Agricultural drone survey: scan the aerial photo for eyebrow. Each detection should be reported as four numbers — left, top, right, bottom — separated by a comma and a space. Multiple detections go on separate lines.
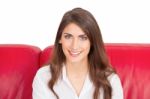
63, 33, 87, 37
63, 33, 71, 35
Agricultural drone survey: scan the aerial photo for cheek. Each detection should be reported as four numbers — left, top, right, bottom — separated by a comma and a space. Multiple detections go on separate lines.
61, 38, 70, 47
61, 42, 71, 49
61, 46, 68, 57
82, 43, 91, 54
82, 42, 91, 50
61, 42, 71, 54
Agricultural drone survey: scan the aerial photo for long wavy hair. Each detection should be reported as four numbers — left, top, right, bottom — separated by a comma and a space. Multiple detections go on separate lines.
48, 7, 115, 99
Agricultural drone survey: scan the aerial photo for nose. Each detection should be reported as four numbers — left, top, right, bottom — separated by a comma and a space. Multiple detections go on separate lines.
71, 38, 79, 50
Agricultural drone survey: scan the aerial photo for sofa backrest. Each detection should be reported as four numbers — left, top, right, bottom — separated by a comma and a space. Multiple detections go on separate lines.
0, 44, 41, 99
105, 44, 150, 99
40, 43, 150, 99
0, 44, 149, 99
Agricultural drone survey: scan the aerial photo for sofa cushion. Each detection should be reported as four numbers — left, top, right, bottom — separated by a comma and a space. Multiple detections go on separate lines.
40, 45, 53, 66
0, 44, 41, 99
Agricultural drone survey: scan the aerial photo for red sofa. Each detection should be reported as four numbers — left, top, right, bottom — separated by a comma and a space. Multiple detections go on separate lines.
0, 44, 41, 99
0, 44, 150, 99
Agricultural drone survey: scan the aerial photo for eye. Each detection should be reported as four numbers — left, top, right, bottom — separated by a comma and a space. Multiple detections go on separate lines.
64, 34, 72, 39
79, 36, 88, 41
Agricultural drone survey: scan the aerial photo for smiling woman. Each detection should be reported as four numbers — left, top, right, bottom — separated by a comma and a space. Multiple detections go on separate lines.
59, 23, 91, 64
32, 7, 123, 99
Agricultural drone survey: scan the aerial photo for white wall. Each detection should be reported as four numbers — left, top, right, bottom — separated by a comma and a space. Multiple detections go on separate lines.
0, 0, 150, 49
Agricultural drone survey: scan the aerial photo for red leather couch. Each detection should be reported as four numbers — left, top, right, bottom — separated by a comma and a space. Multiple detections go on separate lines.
0, 44, 41, 99
0, 44, 150, 99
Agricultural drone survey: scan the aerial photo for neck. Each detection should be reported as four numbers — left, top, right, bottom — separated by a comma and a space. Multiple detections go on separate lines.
65, 61, 89, 76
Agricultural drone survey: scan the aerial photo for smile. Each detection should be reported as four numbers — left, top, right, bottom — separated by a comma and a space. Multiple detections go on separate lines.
69, 51, 81, 57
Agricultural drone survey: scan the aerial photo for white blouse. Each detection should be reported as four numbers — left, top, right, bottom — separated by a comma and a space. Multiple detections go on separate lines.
32, 65, 123, 99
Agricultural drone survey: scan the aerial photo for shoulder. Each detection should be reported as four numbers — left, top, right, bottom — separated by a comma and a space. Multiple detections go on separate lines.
107, 73, 121, 82
32, 65, 55, 98
36, 65, 51, 77
108, 73, 124, 99
107, 73, 122, 87
36, 65, 50, 75
33, 65, 51, 84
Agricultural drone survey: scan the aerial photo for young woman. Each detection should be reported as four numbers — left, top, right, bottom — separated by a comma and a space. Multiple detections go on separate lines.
32, 8, 123, 99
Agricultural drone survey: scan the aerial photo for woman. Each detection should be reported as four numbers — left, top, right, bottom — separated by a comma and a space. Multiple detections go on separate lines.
32, 8, 123, 99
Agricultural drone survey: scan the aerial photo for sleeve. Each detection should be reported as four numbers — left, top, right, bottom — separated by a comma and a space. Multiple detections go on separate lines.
32, 68, 54, 99
110, 74, 124, 99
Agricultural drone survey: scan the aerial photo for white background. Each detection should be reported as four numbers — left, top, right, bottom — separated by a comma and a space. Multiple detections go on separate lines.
0, 0, 150, 49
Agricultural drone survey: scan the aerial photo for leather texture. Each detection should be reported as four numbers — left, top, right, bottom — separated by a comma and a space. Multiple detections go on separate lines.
0, 44, 150, 99
0, 44, 41, 99
105, 44, 150, 99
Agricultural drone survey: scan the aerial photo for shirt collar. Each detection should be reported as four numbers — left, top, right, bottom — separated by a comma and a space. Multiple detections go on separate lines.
61, 64, 93, 95
62, 64, 68, 82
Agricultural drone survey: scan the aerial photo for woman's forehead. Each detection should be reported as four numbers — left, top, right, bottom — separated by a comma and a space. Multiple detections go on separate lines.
62, 23, 86, 36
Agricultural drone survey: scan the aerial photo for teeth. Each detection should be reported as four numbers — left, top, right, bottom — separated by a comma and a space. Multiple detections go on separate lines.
71, 52, 80, 55
70, 51, 81, 55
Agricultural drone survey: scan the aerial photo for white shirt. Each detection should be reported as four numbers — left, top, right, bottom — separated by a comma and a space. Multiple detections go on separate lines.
32, 65, 123, 99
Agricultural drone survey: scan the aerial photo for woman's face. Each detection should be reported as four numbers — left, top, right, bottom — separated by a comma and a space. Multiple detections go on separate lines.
59, 23, 91, 64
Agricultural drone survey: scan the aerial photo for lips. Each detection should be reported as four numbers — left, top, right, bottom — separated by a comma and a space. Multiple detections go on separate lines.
69, 50, 81, 57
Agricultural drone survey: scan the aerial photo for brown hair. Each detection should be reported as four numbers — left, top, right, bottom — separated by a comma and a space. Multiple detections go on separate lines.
49, 7, 115, 99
